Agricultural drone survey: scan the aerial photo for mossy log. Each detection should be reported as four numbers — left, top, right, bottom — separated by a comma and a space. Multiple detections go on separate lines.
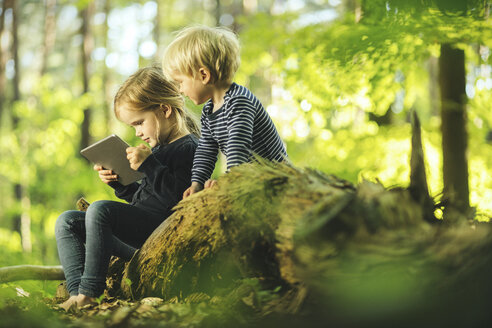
112, 162, 356, 303
105, 112, 492, 327
107, 162, 492, 323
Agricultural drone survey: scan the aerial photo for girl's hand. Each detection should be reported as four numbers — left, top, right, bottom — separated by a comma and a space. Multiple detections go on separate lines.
126, 144, 151, 170
183, 182, 204, 199
94, 164, 118, 184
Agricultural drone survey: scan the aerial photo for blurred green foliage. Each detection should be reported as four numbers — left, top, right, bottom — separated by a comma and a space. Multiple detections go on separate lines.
0, 1, 491, 299
239, 0, 492, 217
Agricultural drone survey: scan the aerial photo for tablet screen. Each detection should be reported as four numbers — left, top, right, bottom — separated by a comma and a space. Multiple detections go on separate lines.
80, 134, 145, 185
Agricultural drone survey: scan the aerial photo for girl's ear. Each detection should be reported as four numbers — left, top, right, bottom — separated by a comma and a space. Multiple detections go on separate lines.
198, 67, 211, 85
160, 104, 172, 119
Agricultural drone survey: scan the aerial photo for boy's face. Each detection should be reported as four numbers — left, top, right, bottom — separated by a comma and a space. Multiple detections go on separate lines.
171, 70, 211, 105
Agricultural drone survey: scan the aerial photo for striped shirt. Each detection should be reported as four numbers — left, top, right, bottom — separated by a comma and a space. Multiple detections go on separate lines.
191, 83, 287, 185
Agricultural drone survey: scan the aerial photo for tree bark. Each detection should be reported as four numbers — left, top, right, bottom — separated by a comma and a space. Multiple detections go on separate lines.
11, 0, 19, 113
346, 0, 362, 22
409, 110, 434, 222
215, 0, 221, 26
79, 3, 94, 151
40, 0, 57, 76
153, 0, 160, 55
0, 0, 7, 125
428, 55, 440, 116
439, 43, 470, 217
102, 0, 111, 134
8, 0, 32, 253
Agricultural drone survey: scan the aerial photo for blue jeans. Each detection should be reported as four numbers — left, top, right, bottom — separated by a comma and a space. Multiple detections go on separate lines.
55, 200, 164, 297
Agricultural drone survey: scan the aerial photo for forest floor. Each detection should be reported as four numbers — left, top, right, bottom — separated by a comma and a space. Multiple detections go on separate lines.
0, 283, 292, 328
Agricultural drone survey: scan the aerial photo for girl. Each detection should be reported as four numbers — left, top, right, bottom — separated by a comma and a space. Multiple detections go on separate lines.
55, 66, 199, 310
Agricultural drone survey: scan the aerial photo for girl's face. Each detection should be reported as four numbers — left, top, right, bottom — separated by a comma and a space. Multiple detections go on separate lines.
118, 105, 173, 148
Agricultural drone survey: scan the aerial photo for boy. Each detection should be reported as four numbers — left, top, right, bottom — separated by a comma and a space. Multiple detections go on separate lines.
162, 25, 287, 198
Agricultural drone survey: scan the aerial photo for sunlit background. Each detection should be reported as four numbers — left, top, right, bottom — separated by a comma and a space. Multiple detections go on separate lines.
0, 0, 491, 275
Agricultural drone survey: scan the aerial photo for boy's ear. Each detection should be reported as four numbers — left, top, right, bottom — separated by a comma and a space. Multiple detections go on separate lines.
160, 104, 172, 119
198, 67, 211, 85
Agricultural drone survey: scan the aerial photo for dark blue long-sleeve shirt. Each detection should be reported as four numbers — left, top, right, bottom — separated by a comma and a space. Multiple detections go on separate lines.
109, 134, 198, 218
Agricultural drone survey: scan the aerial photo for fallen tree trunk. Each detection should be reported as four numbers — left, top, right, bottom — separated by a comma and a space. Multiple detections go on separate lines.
0, 265, 64, 283
104, 111, 491, 327
115, 163, 357, 301
113, 161, 434, 305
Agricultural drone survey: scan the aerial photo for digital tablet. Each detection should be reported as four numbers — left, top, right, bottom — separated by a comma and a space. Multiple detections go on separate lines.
80, 134, 145, 185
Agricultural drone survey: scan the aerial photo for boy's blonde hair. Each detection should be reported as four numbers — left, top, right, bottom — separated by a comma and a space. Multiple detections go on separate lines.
162, 25, 240, 84
114, 65, 200, 139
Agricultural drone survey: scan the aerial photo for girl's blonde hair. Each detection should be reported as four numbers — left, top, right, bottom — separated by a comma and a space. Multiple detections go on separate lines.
114, 65, 200, 141
162, 25, 240, 84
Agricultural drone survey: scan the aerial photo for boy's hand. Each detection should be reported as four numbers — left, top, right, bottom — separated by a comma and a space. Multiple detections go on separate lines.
126, 144, 151, 170
204, 179, 217, 189
94, 164, 118, 184
183, 182, 204, 199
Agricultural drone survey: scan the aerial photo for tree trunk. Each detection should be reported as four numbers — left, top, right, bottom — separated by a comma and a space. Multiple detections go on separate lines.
439, 43, 470, 218
9, 0, 32, 253
106, 159, 492, 324
102, 0, 111, 134
79, 3, 94, 151
113, 162, 356, 302
428, 55, 439, 116
109, 163, 491, 327
40, 0, 57, 76
0, 0, 7, 125
409, 110, 434, 222
11, 0, 19, 115
153, 0, 160, 56
346, 0, 362, 22
215, 0, 221, 26
101, 113, 492, 327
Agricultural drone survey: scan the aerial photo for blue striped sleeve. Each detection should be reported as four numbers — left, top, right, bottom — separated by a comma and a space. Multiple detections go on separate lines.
191, 115, 219, 185
225, 96, 256, 168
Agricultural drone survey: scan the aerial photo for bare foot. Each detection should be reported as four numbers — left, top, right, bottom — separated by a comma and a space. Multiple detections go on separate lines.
59, 295, 78, 311
74, 294, 97, 308
58, 294, 96, 311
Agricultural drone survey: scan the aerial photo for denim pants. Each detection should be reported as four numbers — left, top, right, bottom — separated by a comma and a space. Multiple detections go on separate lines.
55, 200, 164, 297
